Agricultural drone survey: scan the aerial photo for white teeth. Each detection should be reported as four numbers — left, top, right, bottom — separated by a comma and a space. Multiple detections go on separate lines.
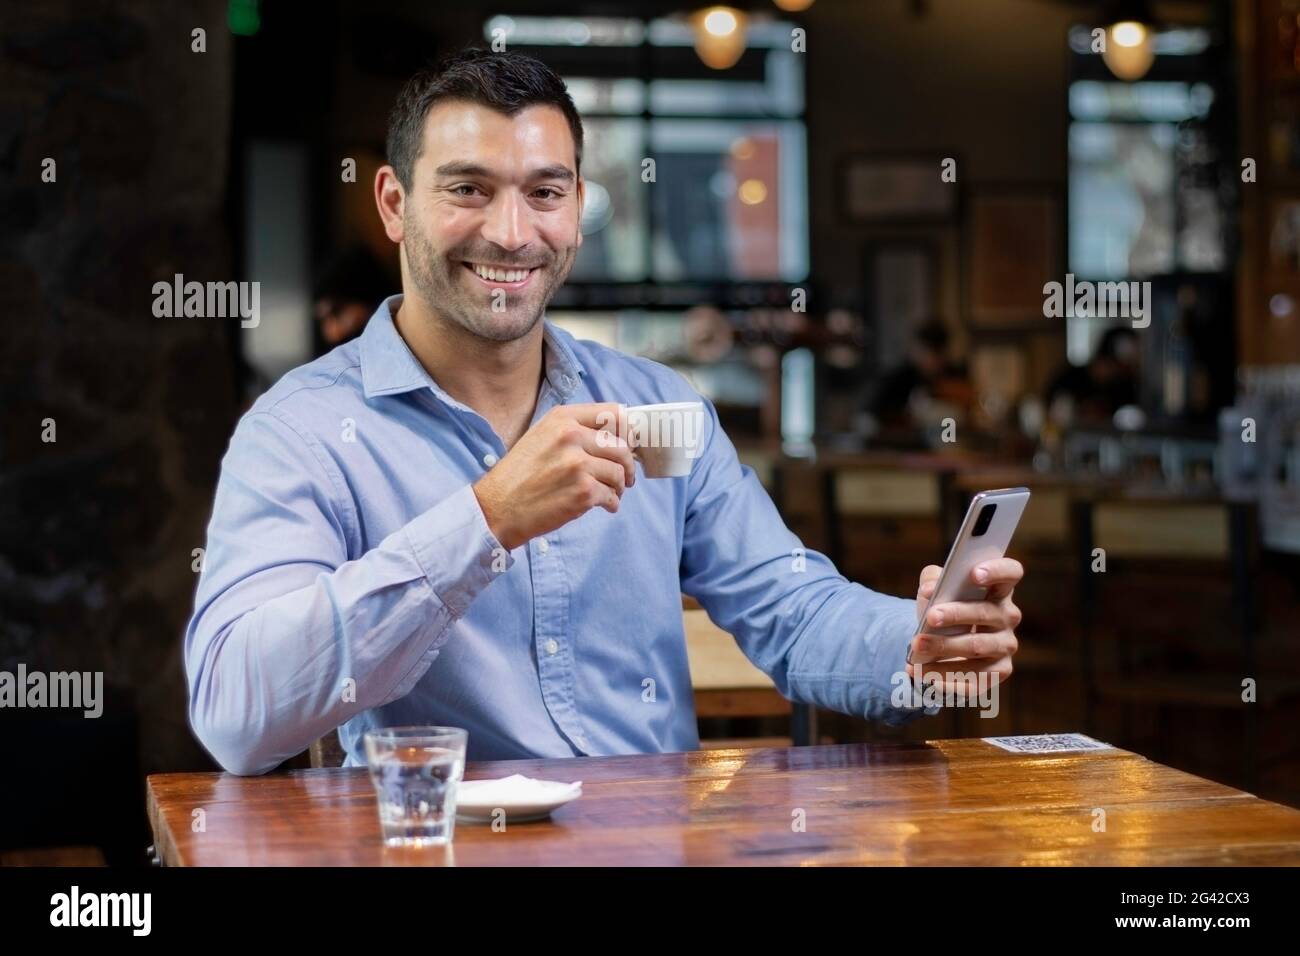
471, 264, 530, 282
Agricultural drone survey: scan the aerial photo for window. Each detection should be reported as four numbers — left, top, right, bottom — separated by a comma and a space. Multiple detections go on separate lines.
1065, 25, 1226, 361
484, 14, 809, 285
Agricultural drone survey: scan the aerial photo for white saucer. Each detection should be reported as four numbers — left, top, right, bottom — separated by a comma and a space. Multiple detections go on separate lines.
454, 774, 583, 824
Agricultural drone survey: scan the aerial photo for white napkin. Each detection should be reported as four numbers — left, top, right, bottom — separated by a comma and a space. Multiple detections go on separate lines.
456, 773, 582, 806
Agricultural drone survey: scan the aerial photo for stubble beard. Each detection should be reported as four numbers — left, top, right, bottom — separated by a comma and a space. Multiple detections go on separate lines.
403, 207, 577, 344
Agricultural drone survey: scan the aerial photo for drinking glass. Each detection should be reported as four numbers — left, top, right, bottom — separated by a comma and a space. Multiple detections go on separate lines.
364, 726, 468, 847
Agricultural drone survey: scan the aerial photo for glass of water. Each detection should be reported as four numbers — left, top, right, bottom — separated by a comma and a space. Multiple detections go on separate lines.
364, 726, 468, 848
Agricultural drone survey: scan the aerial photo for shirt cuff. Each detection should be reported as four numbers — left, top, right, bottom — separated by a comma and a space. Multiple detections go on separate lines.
870, 598, 940, 725
402, 483, 515, 618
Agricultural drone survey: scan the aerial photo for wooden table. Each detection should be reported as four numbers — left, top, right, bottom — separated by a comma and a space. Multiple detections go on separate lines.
146, 739, 1300, 866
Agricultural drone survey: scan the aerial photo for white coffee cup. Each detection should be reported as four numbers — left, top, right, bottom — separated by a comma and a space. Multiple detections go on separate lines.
623, 401, 705, 478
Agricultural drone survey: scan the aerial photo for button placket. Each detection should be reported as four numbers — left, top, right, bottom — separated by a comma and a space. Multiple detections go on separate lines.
537, 540, 558, 654
529, 531, 588, 752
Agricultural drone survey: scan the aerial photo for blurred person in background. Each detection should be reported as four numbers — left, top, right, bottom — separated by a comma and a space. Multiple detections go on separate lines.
312, 246, 395, 353
866, 319, 973, 440
1045, 326, 1140, 428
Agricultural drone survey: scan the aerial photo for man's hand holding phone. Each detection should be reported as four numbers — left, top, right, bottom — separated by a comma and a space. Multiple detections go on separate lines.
908, 559, 1023, 693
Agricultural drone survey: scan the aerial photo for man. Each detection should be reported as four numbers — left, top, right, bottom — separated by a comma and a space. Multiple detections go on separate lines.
185, 50, 1023, 775
311, 246, 394, 351
868, 318, 973, 436
1045, 326, 1141, 427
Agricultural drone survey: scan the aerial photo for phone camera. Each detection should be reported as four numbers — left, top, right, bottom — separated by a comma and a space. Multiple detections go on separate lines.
972, 502, 997, 537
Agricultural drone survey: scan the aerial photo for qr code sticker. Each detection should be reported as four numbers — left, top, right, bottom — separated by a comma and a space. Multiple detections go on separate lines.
983, 733, 1112, 754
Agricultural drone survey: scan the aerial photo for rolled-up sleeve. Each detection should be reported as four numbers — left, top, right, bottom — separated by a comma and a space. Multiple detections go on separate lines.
184, 409, 512, 775
678, 398, 931, 727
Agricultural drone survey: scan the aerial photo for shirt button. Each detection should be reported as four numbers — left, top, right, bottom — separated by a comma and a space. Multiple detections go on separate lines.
545, 639, 559, 656
482, 452, 499, 467
537, 537, 549, 553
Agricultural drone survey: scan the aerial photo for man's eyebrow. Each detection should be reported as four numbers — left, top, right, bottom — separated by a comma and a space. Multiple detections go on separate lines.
432, 161, 575, 183
529, 164, 576, 183
434, 161, 493, 178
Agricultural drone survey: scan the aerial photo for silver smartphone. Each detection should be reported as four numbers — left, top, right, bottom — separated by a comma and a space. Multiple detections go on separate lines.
907, 486, 1031, 659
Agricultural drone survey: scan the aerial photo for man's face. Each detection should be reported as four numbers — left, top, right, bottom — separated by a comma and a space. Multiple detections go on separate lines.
400, 100, 582, 342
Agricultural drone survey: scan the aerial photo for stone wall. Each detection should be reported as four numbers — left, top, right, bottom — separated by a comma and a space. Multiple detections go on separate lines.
0, 0, 239, 823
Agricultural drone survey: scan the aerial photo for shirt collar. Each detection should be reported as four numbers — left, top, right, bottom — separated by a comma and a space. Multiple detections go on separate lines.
359, 294, 586, 402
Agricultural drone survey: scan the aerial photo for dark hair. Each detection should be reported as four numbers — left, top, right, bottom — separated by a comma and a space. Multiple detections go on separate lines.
385, 48, 584, 190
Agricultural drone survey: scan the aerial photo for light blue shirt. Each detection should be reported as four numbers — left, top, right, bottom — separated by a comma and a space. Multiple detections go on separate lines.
185, 295, 925, 775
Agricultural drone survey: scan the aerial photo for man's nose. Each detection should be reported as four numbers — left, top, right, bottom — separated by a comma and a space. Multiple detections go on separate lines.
480, 190, 536, 253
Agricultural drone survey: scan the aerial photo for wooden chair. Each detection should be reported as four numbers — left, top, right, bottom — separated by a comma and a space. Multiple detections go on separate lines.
1077, 496, 1300, 790
824, 463, 950, 603
309, 728, 347, 769
683, 598, 821, 747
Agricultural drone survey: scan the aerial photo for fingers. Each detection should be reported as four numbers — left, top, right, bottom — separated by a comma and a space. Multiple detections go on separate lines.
580, 426, 635, 487
549, 406, 636, 495
907, 656, 1013, 681
917, 564, 942, 599
969, 557, 1023, 599
584, 455, 627, 512
905, 657, 1013, 694
924, 596, 1021, 632
909, 629, 1018, 664
557, 402, 627, 438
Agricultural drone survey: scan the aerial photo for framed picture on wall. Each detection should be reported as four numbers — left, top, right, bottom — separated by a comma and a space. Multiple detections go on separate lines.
965, 187, 1063, 328
862, 240, 940, 373
840, 153, 959, 224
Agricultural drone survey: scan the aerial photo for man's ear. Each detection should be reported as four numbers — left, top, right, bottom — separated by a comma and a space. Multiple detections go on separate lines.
374, 165, 406, 243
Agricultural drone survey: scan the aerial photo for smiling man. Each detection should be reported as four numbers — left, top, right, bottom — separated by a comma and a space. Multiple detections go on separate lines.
184, 49, 1024, 775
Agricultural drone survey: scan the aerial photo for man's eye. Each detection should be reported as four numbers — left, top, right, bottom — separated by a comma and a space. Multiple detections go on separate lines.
533, 188, 562, 200
452, 184, 482, 197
